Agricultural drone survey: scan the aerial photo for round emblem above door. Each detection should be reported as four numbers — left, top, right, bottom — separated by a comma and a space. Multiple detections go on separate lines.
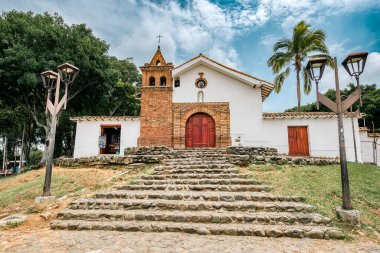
195, 72, 207, 89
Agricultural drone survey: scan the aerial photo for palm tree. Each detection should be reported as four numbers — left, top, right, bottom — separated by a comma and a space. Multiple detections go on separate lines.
267, 21, 332, 111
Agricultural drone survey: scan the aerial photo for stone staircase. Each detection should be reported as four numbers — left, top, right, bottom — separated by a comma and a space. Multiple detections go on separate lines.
51, 148, 344, 239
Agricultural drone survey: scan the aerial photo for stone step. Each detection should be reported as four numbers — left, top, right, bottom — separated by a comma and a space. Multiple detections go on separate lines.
96, 190, 305, 203
162, 161, 229, 166
156, 164, 234, 170
57, 209, 331, 225
166, 152, 227, 158
68, 199, 314, 212
141, 174, 249, 180
164, 156, 228, 160
114, 184, 271, 192
172, 150, 226, 153
133, 179, 259, 185
174, 148, 226, 151
163, 157, 228, 162
152, 168, 239, 175
50, 220, 344, 239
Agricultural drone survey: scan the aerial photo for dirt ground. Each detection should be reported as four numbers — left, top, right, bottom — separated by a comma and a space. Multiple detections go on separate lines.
0, 167, 125, 215
0, 167, 118, 191
1, 166, 379, 252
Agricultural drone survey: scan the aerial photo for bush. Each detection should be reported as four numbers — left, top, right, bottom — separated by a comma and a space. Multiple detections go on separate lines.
28, 149, 43, 166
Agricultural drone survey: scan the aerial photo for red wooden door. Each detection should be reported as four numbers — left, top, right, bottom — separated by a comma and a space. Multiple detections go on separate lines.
186, 113, 215, 147
288, 126, 309, 156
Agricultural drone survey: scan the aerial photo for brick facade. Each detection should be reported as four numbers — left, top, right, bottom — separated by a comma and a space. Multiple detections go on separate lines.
138, 48, 174, 147
139, 49, 231, 148
173, 102, 231, 148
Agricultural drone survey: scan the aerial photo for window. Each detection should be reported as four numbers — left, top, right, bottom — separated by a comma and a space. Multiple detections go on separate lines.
160, 76, 167, 86
149, 76, 155, 86
156, 60, 161, 66
174, 78, 180, 87
197, 91, 204, 102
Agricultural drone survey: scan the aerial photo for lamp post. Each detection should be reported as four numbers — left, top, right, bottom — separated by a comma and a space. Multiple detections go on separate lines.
306, 58, 327, 110
40, 63, 79, 197
341, 95, 358, 163
306, 52, 367, 210
342, 52, 368, 106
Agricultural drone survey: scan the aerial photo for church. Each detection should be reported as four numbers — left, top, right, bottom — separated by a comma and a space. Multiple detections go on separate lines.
71, 47, 362, 162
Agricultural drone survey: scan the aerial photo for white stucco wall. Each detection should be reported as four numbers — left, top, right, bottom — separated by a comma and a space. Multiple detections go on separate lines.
260, 117, 362, 162
73, 119, 140, 158
359, 131, 379, 165
172, 63, 362, 162
173, 64, 263, 146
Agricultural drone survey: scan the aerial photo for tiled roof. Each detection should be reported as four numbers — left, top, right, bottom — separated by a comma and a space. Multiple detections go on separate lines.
368, 133, 380, 137
70, 116, 139, 122
262, 112, 364, 119
174, 53, 274, 101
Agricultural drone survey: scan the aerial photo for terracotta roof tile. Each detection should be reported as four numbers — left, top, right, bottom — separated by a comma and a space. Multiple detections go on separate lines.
70, 116, 139, 122
262, 112, 363, 119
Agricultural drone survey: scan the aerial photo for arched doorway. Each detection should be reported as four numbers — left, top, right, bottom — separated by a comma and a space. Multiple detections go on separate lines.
185, 113, 215, 148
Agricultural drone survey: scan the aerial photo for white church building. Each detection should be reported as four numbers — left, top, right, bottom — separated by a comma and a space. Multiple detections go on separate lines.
71, 48, 362, 162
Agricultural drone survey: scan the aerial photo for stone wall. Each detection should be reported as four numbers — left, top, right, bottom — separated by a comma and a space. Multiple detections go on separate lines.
226, 146, 278, 156
55, 146, 338, 167
227, 154, 338, 166
226, 146, 337, 166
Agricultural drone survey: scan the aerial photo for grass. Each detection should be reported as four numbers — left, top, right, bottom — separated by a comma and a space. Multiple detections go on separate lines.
0, 165, 153, 214
242, 163, 380, 241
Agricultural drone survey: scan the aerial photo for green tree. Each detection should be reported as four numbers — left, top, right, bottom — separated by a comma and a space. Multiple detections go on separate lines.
106, 57, 141, 116
285, 84, 380, 130
0, 11, 113, 163
267, 20, 332, 111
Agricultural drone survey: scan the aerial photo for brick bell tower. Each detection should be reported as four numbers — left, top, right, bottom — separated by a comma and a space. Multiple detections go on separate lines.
138, 47, 174, 147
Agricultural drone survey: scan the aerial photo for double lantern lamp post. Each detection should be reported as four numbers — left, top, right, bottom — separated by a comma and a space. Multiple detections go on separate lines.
40, 63, 79, 197
306, 52, 368, 210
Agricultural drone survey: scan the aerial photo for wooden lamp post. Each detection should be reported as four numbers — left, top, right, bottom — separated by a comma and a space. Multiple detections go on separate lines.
306, 52, 368, 210
342, 52, 368, 106
39, 63, 79, 198
306, 58, 327, 110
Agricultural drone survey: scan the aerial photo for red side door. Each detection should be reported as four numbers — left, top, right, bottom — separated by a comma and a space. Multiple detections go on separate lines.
288, 126, 309, 156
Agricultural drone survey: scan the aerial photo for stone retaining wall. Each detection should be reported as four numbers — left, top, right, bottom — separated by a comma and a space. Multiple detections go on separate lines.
226, 146, 278, 156
124, 146, 172, 156
55, 146, 338, 167
227, 154, 338, 166
55, 154, 163, 167
225, 146, 338, 166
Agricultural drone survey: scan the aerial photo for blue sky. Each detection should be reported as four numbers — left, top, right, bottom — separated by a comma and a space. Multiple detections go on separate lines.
1, 0, 379, 112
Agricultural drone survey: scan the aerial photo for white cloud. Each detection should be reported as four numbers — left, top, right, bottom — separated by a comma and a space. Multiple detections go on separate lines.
252, 0, 380, 32
108, 0, 247, 67
1, 0, 379, 71
260, 34, 281, 49
320, 52, 380, 91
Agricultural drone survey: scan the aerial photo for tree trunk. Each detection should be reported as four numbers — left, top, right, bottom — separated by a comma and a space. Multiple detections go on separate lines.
296, 67, 301, 112
69, 124, 75, 157
39, 126, 50, 166
24, 118, 34, 162
19, 124, 26, 172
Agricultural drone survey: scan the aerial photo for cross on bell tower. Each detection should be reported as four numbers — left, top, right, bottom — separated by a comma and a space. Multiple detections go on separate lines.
156, 35, 163, 49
